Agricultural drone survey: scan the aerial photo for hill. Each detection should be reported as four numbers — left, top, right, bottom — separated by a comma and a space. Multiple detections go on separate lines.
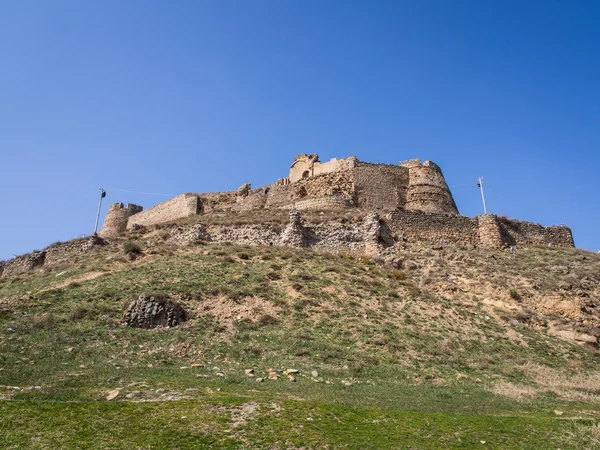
1, 213, 599, 448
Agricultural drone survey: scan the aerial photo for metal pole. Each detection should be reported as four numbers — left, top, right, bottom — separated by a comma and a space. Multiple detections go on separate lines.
93, 188, 106, 235
477, 177, 487, 214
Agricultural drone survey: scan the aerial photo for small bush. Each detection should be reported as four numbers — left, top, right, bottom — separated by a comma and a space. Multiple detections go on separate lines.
30, 313, 57, 330
258, 314, 279, 326
509, 288, 522, 301
69, 305, 90, 321
123, 241, 142, 255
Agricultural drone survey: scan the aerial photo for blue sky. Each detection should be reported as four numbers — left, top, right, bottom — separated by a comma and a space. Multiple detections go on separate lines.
1, 0, 599, 260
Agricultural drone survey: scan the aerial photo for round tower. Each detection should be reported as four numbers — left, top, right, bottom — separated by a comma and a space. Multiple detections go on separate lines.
99, 203, 143, 237
405, 161, 459, 215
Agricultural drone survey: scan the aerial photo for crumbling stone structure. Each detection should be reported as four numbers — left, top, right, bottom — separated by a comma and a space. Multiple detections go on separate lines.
95, 154, 574, 250
99, 203, 143, 237
0, 236, 107, 279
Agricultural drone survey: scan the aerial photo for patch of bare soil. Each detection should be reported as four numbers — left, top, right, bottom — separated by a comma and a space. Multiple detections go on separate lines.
193, 295, 282, 327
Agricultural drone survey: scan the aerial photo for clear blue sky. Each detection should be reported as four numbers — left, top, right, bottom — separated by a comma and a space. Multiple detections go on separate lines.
1, 0, 599, 260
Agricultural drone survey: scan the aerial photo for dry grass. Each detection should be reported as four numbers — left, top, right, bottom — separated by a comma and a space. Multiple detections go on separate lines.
489, 381, 539, 400
523, 363, 600, 401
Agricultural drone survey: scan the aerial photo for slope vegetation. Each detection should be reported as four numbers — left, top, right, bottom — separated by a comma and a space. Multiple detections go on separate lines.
1, 230, 600, 448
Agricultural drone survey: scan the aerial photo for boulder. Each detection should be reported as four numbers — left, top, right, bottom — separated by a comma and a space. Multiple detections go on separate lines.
124, 294, 186, 329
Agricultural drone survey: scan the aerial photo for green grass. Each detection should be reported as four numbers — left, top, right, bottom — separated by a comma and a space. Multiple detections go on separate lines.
0, 398, 593, 449
1, 240, 600, 448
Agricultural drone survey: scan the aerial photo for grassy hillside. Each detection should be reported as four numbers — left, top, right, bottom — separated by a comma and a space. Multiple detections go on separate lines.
1, 235, 600, 448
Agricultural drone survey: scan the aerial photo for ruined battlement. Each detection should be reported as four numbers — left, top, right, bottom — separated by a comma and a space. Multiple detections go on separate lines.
96, 154, 573, 250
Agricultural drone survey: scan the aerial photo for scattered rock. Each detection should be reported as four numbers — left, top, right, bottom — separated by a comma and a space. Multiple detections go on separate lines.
287, 375, 296, 382
255, 377, 264, 383
554, 410, 564, 416
124, 294, 186, 329
185, 388, 199, 392
156, 389, 165, 394
106, 390, 120, 401
245, 369, 255, 377
402, 260, 419, 270
311, 370, 319, 378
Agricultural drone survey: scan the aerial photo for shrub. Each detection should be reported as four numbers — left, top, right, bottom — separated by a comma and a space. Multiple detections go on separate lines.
258, 314, 279, 326
69, 305, 90, 321
509, 288, 522, 301
123, 241, 142, 255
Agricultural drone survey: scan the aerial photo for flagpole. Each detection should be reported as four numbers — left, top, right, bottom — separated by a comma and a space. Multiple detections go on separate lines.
93, 188, 106, 235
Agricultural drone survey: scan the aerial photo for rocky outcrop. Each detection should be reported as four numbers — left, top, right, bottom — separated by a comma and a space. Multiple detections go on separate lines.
124, 294, 186, 329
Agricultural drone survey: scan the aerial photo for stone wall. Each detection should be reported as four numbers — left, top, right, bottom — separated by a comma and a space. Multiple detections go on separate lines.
1, 251, 46, 278
353, 163, 408, 210
44, 236, 108, 266
288, 154, 357, 183
0, 236, 108, 279
294, 196, 350, 210
232, 187, 269, 212
497, 217, 574, 248
477, 214, 504, 249
127, 194, 201, 229
99, 203, 143, 237
387, 210, 479, 246
264, 170, 355, 209
197, 191, 238, 213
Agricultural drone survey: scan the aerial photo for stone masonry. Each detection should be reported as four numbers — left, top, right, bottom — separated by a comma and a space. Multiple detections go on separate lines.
84, 153, 573, 251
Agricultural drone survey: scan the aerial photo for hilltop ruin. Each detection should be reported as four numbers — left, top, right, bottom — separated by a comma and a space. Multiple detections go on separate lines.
98, 154, 574, 251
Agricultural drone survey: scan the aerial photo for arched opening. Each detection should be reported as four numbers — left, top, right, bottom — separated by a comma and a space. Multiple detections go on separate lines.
302, 170, 310, 179
264, 188, 270, 195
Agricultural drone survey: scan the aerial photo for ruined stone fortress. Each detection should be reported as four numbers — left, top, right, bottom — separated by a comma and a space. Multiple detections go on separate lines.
99, 154, 573, 250
0, 154, 574, 280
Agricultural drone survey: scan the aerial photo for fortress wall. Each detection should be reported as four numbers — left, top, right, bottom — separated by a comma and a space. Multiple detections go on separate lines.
264, 182, 295, 209
353, 164, 408, 210
405, 163, 459, 215
265, 171, 355, 209
232, 187, 270, 211
127, 194, 201, 229
1, 251, 46, 278
312, 156, 357, 177
294, 196, 350, 210
198, 191, 237, 213
497, 218, 574, 248
387, 210, 479, 246
44, 236, 108, 266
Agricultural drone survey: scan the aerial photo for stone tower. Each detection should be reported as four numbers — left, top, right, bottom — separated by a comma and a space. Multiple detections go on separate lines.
99, 203, 143, 237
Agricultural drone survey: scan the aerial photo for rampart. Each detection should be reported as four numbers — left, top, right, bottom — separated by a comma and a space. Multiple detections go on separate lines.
95, 153, 573, 251
0, 236, 107, 279
126, 194, 201, 230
